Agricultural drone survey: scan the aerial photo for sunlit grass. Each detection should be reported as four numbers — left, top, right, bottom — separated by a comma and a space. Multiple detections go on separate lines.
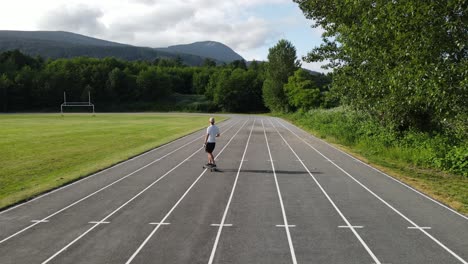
0, 113, 227, 209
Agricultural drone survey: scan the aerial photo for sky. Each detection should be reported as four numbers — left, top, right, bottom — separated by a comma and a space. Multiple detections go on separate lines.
0, 0, 327, 72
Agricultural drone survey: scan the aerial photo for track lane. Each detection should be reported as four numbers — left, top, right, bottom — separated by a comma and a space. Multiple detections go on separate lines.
273, 118, 467, 264
0, 115, 466, 264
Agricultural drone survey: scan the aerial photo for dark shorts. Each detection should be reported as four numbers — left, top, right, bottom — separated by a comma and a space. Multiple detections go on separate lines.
205, 142, 215, 153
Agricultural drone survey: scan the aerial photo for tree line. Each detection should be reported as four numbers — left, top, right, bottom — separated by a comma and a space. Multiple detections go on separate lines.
0, 48, 331, 113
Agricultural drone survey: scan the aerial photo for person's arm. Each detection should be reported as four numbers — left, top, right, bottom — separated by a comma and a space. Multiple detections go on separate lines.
204, 133, 209, 145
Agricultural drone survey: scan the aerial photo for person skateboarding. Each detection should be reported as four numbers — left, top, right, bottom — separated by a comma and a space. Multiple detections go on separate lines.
204, 117, 220, 168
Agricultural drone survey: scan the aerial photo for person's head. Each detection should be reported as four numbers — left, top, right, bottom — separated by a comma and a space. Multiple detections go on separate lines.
209, 117, 215, 125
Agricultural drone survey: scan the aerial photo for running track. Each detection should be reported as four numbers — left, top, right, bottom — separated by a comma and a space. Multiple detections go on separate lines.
0, 116, 467, 264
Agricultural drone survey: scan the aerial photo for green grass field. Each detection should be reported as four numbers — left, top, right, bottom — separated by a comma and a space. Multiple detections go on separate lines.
0, 113, 226, 209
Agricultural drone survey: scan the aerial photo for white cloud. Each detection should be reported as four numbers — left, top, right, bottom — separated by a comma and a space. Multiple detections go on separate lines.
39, 4, 107, 36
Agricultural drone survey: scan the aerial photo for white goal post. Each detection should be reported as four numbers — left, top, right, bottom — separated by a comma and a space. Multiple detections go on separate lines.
60, 91, 95, 115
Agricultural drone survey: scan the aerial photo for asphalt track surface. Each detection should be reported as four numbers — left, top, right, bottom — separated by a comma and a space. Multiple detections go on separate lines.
0, 116, 467, 264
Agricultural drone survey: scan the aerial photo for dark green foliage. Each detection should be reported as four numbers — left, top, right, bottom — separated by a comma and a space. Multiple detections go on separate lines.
262, 39, 301, 112
284, 107, 467, 177
0, 74, 13, 112
192, 68, 212, 94
202, 58, 217, 67
295, 0, 468, 134
205, 66, 266, 112
0, 50, 43, 73
229, 60, 247, 70
0, 50, 269, 113
136, 67, 172, 100
284, 69, 322, 111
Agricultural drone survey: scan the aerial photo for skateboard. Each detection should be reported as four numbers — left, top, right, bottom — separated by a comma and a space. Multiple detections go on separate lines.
203, 164, 219, 172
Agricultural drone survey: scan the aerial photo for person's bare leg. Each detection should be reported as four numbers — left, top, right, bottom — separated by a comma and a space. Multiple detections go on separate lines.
209, 153, 215, 165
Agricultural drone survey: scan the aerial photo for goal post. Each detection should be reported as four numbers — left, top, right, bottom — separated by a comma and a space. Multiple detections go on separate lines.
60, 91, 95, 115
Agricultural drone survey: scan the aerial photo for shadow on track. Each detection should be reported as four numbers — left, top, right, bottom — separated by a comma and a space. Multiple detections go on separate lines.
215, 169, 322, 175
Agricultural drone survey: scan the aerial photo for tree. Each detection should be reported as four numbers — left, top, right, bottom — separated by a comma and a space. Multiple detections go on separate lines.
262, 39, 301, 112
294, 0, 468, 132
229, 60, 247, 70
202, 58, 217, 67
192, 69, 212, 94
284, 69, 321, 111
0, 74, 13, 112
106, 68, 133, 102
136, 67, 172, 100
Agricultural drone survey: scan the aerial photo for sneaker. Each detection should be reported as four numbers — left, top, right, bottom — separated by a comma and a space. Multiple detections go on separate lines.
212, 164, 217, 167
205, 163, 212, 167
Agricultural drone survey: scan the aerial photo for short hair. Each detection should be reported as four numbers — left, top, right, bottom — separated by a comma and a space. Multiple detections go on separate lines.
209, 117, 215, 124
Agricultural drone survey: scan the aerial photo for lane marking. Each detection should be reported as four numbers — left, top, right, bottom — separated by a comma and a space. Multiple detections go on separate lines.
276, 225, 296, 228
276, 118, 468, 221
270, 118, 382, 264
262, 120, 298, 264
408, 227, 431, 230
0, 120, 239, 245
88, 221, 110, 224
0, 119, 235, 216
207, 120, 256, 264
149, 223, 170, 226
41, 120, 243, 264
31, 220, 49, 223
125, 119, 250, 264
276, 119, 468, 264
211, 224, 233, 227
338, 225, 364, 229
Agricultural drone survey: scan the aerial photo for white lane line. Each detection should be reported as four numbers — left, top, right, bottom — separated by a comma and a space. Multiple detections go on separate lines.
407, 227, 431, 230
207, 120, 256, 264
211, 224, 233, 227
149, 223, 170, 226
276, 225, 296, 228
338, 226, 364, 229
88, 221, 110, 224
31, 220, 49, 223
276, 119, 468, 264
125, 119, 250, 264
0, 118, 234, 216
0, 120, 238, 245
276, 118, 468, 221
269, 119, 382, 264
41, 120, 242, 264
262, 120, 298, 264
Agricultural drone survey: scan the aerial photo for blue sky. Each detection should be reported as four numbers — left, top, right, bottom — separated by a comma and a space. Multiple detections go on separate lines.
248, 2, 325, 71
0, 0, 327, 72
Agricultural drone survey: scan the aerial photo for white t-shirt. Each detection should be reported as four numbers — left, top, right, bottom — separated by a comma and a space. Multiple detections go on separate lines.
206, 125, 219, 143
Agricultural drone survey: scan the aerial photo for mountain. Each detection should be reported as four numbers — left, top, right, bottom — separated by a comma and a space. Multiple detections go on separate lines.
161, 41, 244, 63
0, 30, 128, 47
0, 30, 244, 65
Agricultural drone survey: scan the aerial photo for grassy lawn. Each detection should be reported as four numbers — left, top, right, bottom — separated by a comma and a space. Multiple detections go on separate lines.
0, 113, 227, 209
